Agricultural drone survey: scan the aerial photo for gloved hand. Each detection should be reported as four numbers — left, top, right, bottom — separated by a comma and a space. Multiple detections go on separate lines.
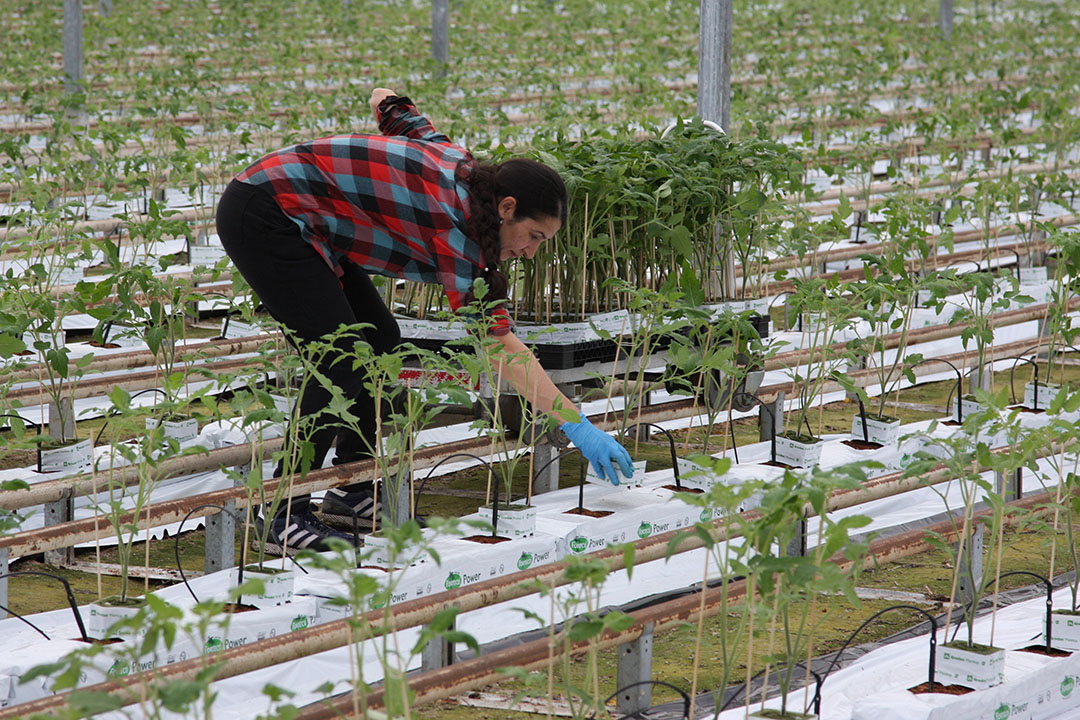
561, 413, 635, 486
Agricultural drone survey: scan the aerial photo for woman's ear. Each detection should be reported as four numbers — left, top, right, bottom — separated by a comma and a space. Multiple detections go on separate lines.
497, 196, 517, 223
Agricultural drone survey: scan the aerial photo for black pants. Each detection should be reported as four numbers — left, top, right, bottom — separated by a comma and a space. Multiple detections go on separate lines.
216, 179, 400, 515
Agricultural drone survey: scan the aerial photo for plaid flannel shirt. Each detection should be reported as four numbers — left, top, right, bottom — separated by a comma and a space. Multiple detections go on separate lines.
237, 96, 511, 335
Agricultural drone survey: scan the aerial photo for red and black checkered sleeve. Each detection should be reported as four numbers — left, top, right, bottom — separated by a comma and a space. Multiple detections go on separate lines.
433, 229, 513, 337
377, 96, 452, 143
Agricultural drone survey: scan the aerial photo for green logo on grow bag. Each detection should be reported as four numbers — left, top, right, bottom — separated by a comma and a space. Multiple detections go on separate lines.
517, 552, 533, 570
637, 522, 652, 539
1062, 676, 1076, 697
290, 615, 309, 631
569, 536, 588, 554
444, 572, 462, 590
700, 508, 710, 522
204, 636, 223, 654
108, 660, 130, 678
994, 703, 1010, 720
368, 597, 386, 610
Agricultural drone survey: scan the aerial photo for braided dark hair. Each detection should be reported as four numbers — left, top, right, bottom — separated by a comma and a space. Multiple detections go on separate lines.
459, 157, 568, 304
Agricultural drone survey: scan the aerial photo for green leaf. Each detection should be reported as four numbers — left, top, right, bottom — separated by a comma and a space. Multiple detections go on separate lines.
568, 619, 605, 642
0, 333, 26, 357
68, 690, 125, 715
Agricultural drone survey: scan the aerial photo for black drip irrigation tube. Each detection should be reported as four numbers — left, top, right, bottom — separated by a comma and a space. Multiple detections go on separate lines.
414, 452, 499, 536
588, 680, 692, 720
717, 661, 824, 716
1005, 342, 1080, 410
908, 356, 965, 422
622, 422, 679, 488
977, 570, 1054, 653
0, 571, 88, 642
811, 604, 940, 708
173, 503, 306, 606
0, 415, 45, 472
1007, 353, 1041, 408
855, 394, 870, 443
95, 387, 168, 445
529, 445, 591, 513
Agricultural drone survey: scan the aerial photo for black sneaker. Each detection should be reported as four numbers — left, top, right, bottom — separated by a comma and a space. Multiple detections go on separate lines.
317, 485, 380, 529
254, 510, 360, 556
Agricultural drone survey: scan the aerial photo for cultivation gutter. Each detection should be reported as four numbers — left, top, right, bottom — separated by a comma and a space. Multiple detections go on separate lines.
8, 471, 1066, 720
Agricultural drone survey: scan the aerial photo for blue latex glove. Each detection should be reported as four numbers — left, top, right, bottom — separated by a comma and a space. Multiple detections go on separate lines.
561, 413, 635, 485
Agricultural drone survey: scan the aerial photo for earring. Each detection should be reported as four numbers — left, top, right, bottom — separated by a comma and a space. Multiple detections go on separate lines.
498, 217, 503, 225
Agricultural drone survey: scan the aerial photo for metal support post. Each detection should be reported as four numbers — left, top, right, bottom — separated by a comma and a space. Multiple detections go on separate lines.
63, 0, 84, 97
995, 468, 1022, 501
616, 622, 654, 716
204, 499, 237, 575
0, 547, 8, 619
957, 523, 984, 609
939, 0, 954, 41
759, 390, 784, 442
1037, 314, 1051, 338
533, 443, 560, 495
432, 0, 449, 78
697, 0, 732, 132
44, 497, 76, 565
421, 618, 455, 672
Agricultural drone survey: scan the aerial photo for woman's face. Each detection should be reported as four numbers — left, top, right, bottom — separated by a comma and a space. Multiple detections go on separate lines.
497, 197, 561, 262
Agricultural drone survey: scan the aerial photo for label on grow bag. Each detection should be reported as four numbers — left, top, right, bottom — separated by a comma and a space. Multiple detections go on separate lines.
517, 552, 533, 570
290, 615, 309, 632
444, 572, 462, 590
108, 661, 130, 678
637, 522, 652, 539
994, 704, 1010, 720
1063, 676, 1076, 697
204, 636, 224, 653
569, 536, 588, 554
221, 318, 263, 339
39, 438, 93, 474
